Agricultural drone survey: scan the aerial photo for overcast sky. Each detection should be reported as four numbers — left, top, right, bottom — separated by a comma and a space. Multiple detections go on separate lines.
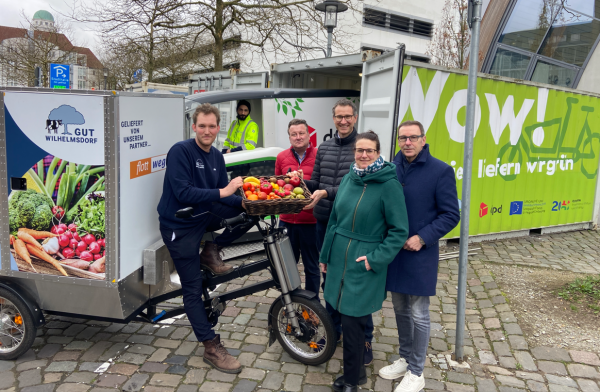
0, 0, 101, 53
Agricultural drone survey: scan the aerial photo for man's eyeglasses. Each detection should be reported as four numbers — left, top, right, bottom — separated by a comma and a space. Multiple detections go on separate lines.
354, 148, 378, 156
334, 115, 355, 122
398, 135, 423, 143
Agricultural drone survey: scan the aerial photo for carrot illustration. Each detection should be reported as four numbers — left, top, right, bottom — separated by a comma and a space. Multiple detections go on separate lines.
14, 239, 36, 272
25, 244, 68, 276
17, 228, 57, 239
17, 230, 44, 251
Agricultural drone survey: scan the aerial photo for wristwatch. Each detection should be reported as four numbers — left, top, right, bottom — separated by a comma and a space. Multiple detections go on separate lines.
418, 235, 425, 246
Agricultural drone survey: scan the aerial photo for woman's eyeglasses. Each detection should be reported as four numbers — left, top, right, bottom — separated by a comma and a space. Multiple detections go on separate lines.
354, 148, 378, 156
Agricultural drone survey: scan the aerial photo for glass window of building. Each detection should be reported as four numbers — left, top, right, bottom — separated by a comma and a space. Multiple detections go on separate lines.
531, 60, 578, 87
489, 48, 531, 79
499, 0, 553, 52
538, 5, 600, 66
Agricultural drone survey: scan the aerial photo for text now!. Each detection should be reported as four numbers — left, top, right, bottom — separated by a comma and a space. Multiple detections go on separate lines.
130, 154, 166, 179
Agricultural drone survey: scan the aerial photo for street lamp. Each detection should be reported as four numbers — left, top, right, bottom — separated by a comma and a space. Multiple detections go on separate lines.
103, 68, 108, 90
315, 0, 348, 57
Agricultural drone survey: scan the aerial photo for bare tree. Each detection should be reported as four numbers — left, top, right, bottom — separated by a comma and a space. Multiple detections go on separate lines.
0, 12, 77, 87
75, 0, 362, 74
425, 0, 471, 69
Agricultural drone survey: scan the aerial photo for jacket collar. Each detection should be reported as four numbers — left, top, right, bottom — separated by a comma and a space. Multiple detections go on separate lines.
289, 144, 313, 162
335, 127, 357, 145
400, 144, 430, 165
235, 115, 253, 126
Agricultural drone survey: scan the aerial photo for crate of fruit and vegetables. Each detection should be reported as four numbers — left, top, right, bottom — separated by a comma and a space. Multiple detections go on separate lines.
240, 175, 312, 215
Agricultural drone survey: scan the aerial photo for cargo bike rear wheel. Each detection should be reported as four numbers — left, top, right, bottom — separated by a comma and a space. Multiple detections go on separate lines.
0, 287, 36, 360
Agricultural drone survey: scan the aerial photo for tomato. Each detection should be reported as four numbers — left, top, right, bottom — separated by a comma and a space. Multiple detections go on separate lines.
243, 182, 253, 191
258, 192, 268, 200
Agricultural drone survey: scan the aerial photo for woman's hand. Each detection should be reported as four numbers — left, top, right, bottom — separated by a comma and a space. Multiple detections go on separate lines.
356, 256, 371, 271
320, 263, 327, 273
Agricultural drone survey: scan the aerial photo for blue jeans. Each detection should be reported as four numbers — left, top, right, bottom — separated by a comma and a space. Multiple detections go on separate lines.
316, 220, 374, 342
392, 292, 430, 376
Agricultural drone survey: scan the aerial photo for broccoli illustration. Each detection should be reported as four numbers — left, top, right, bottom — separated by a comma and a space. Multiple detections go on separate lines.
9, 189, 54, 234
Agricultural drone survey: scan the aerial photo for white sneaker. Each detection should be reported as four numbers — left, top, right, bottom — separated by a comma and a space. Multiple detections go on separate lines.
378, 357, 408, 380
394, 370, 425, 392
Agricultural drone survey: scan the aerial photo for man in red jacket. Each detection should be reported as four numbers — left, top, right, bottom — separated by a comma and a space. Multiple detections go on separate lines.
275, 119, 320, 295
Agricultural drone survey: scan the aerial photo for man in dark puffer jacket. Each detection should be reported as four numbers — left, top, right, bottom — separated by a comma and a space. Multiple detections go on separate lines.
295, 99, 374, 364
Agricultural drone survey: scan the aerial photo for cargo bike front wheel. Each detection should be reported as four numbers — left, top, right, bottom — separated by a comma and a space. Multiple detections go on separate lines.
270, 294, 336, 366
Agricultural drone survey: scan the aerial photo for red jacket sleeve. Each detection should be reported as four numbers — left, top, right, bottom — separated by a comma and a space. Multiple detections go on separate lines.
275, 153, 283, 175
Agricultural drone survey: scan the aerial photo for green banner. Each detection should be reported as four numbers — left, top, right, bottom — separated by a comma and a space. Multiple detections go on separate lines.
398, 65, 600, 237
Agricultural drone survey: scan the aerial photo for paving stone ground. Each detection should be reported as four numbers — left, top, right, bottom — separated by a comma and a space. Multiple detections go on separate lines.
2, 229, 600, 392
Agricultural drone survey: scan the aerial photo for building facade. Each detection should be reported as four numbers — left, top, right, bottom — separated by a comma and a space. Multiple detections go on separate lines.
0, 10, 104, 89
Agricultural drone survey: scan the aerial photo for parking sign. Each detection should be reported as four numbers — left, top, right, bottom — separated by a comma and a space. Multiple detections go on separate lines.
49, 64, 70, 89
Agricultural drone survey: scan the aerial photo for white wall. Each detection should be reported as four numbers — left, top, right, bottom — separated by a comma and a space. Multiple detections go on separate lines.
577, 47, 600, 95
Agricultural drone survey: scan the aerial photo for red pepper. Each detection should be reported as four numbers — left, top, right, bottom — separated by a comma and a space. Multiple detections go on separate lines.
260, 182, 273, 194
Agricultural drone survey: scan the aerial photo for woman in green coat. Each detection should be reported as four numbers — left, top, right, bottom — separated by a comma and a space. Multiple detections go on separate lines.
320, 131, 409, 392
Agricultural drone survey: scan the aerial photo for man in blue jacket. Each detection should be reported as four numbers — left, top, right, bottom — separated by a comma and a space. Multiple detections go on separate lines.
157, 103, 250, 374
378, 120, 460, 392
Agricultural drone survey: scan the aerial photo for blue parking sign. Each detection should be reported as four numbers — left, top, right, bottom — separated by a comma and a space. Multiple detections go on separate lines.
49, 64, 70, 89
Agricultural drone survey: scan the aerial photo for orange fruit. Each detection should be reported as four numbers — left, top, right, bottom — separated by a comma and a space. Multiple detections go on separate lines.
248, 194, 258, 200
245, 190, 253, 197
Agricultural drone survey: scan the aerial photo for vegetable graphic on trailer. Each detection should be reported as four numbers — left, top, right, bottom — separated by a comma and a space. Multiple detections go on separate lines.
47, 105, 85, 135
4, 92, 106, 280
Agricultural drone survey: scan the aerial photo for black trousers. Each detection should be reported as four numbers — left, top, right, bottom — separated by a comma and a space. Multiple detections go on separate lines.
279, 221, 320, 295
160, 202, 249, 342
341, 313, 369, 385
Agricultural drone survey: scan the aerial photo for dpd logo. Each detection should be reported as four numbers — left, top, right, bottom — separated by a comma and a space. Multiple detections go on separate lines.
479, 202, 502, 217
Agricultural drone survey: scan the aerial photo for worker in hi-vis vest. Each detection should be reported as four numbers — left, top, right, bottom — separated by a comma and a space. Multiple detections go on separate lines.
222, 100, 259, 153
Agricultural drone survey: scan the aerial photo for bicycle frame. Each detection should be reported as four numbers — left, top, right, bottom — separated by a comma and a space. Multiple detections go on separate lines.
498, 97, 600, 180
137, 215, 310, 340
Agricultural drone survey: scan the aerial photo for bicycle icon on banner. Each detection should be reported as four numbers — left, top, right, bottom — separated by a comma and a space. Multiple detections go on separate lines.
497, 97, 600, 181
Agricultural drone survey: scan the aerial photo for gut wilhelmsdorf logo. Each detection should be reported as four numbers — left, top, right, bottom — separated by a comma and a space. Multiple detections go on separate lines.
45, 104, 99, 144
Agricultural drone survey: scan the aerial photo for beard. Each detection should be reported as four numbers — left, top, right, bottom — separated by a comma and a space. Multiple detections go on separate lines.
237, 114, 248, 121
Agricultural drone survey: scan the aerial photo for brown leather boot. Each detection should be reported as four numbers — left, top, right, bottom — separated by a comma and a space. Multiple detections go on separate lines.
200, 242, 233, 276
202, 334, 241, 373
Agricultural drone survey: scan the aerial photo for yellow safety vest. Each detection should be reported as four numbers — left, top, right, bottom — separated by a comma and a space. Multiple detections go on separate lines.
224, 115, 259, 150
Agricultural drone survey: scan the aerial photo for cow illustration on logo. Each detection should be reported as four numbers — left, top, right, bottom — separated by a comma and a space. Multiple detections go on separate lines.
47, 105, 85, 135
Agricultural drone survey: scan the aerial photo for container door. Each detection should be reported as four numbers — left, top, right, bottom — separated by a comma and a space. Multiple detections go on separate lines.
233, 72, 268, 90
358, 49, 404, 161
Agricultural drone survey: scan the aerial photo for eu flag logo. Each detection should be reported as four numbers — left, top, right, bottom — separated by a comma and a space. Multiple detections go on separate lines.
510, 201, 523, 215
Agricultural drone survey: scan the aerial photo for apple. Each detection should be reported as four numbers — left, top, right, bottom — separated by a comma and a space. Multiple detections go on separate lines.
277, 179, 286, 188
289, 176, 301, 187
284, 184, 294, 191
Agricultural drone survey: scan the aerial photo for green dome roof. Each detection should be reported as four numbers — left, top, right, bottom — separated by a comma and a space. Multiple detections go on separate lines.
33, 10, 54, 22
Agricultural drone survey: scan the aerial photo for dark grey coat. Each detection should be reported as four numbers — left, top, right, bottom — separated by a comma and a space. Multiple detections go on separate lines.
305, 128, 357, 223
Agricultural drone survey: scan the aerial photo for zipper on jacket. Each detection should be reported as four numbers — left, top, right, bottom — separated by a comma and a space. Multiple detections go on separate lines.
337, 184, 368, 310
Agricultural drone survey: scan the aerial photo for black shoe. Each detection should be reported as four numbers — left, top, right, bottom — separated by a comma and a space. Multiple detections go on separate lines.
333, 373, 367, 392
363, 341, 373, 366
342, 385, 357, 392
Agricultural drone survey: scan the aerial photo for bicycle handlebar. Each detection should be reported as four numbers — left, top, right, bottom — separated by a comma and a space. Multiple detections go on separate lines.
222, 213, 249, 228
